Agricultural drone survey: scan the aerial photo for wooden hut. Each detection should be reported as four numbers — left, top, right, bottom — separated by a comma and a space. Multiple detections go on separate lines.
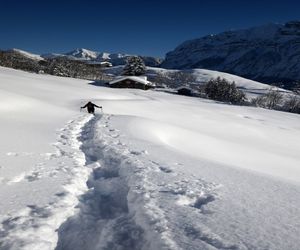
109, 76, 155, 90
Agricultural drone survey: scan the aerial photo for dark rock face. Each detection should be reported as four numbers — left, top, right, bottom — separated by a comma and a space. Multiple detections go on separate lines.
162, 21, 300, 89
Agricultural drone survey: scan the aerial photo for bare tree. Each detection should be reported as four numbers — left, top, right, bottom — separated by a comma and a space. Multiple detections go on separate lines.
170, 71, 197, 88
265, 88, 284, 109
283, 95, 300, 113
252, 88, 283, 109
292, 81, 300, 95
150, 71, 173, 87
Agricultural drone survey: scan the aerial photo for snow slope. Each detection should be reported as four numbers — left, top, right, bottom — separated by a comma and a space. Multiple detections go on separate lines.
106, 66, 290, 98
0, 67, 300, 250
10, 49, 44, 61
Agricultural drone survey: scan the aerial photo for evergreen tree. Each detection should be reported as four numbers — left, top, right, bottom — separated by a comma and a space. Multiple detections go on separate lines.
122, 56, 146, 76
205, 77, 246, 104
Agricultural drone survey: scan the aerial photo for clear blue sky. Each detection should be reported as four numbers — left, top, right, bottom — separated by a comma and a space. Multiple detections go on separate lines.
0, 0, 299, 57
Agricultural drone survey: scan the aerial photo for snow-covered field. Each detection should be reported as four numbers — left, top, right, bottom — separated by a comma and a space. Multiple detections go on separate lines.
0, 66, 299, 250
106, 66, 290, 99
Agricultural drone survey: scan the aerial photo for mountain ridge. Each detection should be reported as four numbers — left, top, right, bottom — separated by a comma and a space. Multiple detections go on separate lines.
162, 20, 300, 89
42, 48, 162, 67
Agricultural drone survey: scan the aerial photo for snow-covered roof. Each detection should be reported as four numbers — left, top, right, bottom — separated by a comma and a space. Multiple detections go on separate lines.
109, 76, 155, 86
176, 86, 193, 91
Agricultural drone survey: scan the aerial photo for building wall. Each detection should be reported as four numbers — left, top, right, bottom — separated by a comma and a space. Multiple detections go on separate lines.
110, 79, 151, 90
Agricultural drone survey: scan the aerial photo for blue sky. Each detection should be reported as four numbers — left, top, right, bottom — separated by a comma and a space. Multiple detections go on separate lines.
0, 0, 299, 57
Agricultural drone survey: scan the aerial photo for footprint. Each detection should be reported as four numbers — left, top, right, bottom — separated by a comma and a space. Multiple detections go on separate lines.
159, 166, 173, 173
55, 192, 67, 197
193, 194, 215, 210
60, 135, 68, 140
25, 171, 42, 182
130, 150, 142, 155
111, 134, 119, 138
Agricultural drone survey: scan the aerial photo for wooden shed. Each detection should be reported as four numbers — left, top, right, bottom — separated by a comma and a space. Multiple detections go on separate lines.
109, 76, 155, 90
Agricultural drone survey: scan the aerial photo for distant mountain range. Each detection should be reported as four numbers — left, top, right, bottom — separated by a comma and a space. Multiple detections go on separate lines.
2, 20, 300, 90
42, 48, 162, 67
162, 20, 300, 89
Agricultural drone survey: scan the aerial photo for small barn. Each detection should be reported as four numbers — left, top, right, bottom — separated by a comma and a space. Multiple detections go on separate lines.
177, 86, 193, 96
109, 76, 155, 90
99, 61, 112, 67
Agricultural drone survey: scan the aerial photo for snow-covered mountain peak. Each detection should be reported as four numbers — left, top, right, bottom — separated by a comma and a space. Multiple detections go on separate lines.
65, 48, 132, 61
65, 48, 99, 60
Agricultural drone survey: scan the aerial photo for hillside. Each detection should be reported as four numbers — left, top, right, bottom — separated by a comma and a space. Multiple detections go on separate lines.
106, 66, 290, 98
162, 21, 300, 89
0, 67, 299, 249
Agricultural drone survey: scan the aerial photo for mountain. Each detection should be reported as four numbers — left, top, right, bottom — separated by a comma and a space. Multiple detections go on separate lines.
162, 21, 300, 89
42, 48, 162, 67
65, 48, 99, 60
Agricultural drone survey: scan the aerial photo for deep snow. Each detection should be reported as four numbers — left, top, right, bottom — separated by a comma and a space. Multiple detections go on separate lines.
0, 67, 300, 250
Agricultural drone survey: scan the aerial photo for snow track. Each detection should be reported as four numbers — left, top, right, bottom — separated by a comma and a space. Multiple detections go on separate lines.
55, 114, 176, 250
1, 67, 300, 250
0, 113, 250, 250
0, 115, 92, 250
55, 114, 230, 250
56, 115, 146, 250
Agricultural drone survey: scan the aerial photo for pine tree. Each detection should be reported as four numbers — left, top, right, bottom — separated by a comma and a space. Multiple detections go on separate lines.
205, 77, 246, 104
122, 56, 146, 76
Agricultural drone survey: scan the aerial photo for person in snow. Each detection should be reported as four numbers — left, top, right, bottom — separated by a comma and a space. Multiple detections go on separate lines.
81, 101, 102, 114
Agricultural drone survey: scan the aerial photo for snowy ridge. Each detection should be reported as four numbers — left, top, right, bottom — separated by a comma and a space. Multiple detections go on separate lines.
65, 48, 99, 60
10, 48, 44, 61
